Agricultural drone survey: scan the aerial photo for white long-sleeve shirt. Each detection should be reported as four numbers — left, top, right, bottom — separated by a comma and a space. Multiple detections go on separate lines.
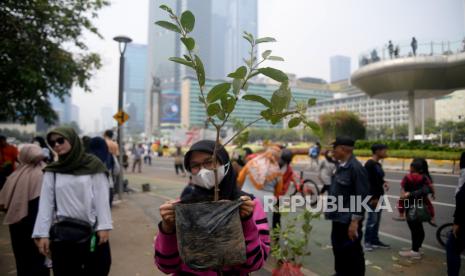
32, 172, 113, 238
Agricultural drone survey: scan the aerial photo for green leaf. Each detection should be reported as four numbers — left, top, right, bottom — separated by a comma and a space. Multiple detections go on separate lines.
194, 55, 205, 86
308, 98, 317, 107
232, 79, 242, 95
180, 11, 195, 33
159, 5, 174, 14
260, 109, 273, 120
155, 21, 181, 33
221, 96, 236, 113
168, 57, 193, 68
227, 66, 247, 79
216, 110, 226, 120
183, 55, 191, 61
207, 83, 231, 103
258, 67, 288, 82
243, 31, 254, 44
288, 117, 302, 128
271, 84, 291, 112
270, 111, 294, 124
262, 50, 272, 59
304, 120, 320, 131
255, 37, 277, 44
180, 37, 195, 51
243, 94, 272, 108
268, 56, 285, 61
207, 103, 221, 116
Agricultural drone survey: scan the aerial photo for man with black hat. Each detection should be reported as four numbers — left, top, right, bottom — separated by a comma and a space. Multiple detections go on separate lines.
364, 144, 390, 251
326, 136, 369, 276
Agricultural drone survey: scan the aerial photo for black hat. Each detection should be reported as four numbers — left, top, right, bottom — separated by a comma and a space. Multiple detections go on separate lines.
331, 136, 355, 147
371, 143, 388, 154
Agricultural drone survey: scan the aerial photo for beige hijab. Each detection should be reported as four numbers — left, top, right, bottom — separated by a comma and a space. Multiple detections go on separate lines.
0, 144, 45, 225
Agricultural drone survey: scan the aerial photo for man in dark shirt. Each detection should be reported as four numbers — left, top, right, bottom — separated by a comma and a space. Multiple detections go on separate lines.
364, 144, 390, 251
446, 152, 465, 276
326, 137, 369, 276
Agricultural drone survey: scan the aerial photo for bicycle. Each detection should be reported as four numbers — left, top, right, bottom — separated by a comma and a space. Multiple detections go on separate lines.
284, 167, 320, 206
436, 222, 453, 248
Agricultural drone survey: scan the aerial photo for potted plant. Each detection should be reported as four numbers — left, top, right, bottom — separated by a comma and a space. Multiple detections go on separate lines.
271, 210, 320, 276
155, 4, 320, 271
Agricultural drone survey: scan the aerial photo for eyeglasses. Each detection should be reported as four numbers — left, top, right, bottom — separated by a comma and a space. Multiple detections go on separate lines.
49, 137, 66, 148
189, 158, 215, 173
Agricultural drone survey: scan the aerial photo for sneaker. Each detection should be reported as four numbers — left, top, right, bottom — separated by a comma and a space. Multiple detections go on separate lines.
364, 243, 374, 252
399, 250, 422, 259
372, 241, 391, 249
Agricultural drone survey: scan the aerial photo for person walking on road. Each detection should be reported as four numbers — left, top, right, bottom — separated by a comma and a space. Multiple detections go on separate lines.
132, 143, 144, 173
446, 152, 465, 276
155, 140, 270, 274
388, 40, 394, 59
173, 146, 186, 177
32, 127, 112, 276
364, 144, 390, 251
325, 136, 369, 276
0, 144, 50, 276
317, 149, 336, 195
398, 158, 433, 259
309, 142, 321, 168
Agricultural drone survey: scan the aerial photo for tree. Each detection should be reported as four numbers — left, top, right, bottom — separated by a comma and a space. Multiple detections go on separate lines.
156, 5, 319, 200
0, 0, 108, 124
319, 111, 366, 143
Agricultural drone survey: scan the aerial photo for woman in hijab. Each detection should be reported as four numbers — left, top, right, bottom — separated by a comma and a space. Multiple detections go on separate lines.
87, 137, 115, 207
237, 145, 284, 228
32, 127, 113, 276
32, 136, 54, 164
154, 140, 270, 275
0, 144, 50, 276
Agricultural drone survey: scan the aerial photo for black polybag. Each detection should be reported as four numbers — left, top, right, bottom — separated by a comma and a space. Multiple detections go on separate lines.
174, 199, 247, 270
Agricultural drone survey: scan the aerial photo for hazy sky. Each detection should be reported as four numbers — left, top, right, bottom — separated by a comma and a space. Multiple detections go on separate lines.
74, 0, 465, 133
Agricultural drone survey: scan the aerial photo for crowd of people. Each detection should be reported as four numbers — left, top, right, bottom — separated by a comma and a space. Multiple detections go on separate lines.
0, 129, 464, 275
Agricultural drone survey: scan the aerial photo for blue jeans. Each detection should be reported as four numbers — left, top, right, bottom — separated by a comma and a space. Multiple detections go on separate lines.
364, 210, 382, 244
446, 230, 465, 276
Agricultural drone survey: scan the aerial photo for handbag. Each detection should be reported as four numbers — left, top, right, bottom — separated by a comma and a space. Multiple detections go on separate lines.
49, 173, 94, 243
406, 201, 431, 222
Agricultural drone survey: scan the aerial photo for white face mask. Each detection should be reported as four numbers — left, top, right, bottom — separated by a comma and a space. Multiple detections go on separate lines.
191, 163, 230, 190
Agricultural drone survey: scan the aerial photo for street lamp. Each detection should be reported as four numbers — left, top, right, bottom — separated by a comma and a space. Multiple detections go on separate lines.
114, 35, 132, 200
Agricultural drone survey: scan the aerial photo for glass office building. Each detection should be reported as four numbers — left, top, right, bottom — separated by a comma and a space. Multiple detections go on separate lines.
181, 77, 333, 129
124, 43, 148, 134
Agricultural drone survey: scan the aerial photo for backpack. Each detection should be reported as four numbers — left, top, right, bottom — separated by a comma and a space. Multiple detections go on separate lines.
309, 146, 318, 158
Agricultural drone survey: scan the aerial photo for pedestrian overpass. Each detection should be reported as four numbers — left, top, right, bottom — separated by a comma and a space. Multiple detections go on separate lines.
351, 40, 465, 140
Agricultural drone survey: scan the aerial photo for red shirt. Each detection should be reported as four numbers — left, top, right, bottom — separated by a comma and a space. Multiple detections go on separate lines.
0, 145, 19, 171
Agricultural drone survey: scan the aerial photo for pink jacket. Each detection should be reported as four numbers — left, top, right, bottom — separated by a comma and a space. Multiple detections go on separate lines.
154, 198, 270, 275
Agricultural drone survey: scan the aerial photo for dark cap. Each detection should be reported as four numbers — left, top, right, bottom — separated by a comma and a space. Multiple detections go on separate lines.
331, 136, 355, 147
371, 143, 388, 153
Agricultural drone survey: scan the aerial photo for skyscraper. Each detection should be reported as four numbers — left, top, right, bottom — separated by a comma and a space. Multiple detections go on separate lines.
330, 55, 351, 83
124, 43, 148, 134
146, 0, 258, 131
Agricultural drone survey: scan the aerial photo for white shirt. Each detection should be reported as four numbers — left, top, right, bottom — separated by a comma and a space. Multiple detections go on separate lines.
32, 172, 113, 238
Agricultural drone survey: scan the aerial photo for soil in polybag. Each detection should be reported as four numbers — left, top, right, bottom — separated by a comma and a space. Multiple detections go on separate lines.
174, 200, 246, 270
272, 262, 304, 276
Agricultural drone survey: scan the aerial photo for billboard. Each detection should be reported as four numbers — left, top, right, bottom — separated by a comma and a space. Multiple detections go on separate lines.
160, 89, 180, 123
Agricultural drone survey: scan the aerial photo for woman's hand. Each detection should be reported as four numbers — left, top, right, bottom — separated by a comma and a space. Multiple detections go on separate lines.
239, 196, 255, 219
35, 238, 50, 257
97, 230, 110, 245
400, 192, 410, 199
160, 200, 177, 233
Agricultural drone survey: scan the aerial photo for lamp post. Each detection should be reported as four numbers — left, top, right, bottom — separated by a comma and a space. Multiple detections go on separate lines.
114, 35, 132, 200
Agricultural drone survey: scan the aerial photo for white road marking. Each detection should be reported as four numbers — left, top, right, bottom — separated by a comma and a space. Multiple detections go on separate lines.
385, 194, 456, 208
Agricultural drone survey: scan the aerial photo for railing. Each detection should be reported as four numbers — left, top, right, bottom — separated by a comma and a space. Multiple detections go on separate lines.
358, 39, 465, 67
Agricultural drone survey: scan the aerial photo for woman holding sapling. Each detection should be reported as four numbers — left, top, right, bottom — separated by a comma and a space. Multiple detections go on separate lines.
155, 140, 270, 275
